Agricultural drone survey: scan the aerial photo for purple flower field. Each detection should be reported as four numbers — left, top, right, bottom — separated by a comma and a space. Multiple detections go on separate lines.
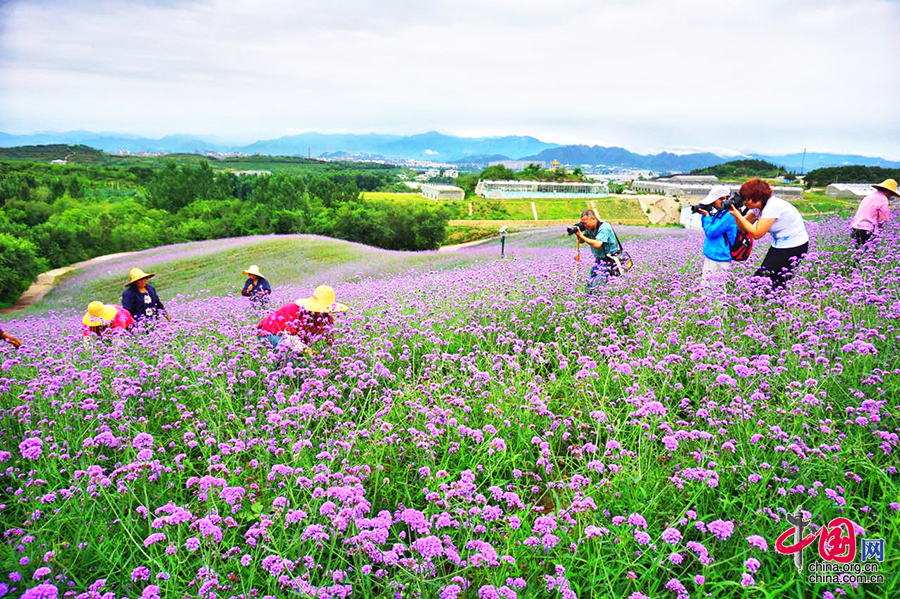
1, 217, 898, 598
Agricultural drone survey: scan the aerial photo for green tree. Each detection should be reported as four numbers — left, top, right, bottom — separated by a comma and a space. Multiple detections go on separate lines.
520, 163, 544, 180
0, 232, 43, 304
480, 165, 516, 181
803, 166, 900, 188
146, 161, 220, 212
67, 176, 87, 198
3, 200, 53, 227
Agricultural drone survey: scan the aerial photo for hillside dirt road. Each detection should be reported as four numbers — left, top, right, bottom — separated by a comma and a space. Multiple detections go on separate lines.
0, 252, 135, 314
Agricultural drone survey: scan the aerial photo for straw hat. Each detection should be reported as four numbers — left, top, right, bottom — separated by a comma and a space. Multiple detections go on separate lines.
242, 265, 265, 278
295, 285, 349, 313
83, 301, 118, 326
127, 267, 154, 285
873, 179, 899, 198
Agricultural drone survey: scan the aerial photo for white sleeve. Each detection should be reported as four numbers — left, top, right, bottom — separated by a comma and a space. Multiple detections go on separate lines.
762, 201, 783, 220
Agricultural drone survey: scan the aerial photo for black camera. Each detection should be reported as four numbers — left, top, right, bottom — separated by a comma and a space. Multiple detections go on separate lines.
566, 221, 587, 236
690, 203, 713, 215
721, 191, 745, 211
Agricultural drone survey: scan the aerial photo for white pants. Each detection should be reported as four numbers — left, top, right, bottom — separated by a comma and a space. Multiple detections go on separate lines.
701, 258, 730, 289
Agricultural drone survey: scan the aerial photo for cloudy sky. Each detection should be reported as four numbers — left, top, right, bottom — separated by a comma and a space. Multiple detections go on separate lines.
1, 0, 898, 158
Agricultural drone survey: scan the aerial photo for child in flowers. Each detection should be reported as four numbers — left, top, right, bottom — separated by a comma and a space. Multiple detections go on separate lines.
694, 185, 738, 290
82, 301, 134, 338
257, 285, 349, 354
573, 208, 620, 293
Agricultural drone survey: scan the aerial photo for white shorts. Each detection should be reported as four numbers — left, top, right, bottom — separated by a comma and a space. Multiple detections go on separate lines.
701, 258, 731, 288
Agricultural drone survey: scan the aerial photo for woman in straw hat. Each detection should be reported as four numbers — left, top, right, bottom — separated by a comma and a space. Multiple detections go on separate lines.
850, 179, 896, 246
122, 267, 169, 323
240, 265, 272, 305
82, 301, 134, 338
257, 285, 349, 351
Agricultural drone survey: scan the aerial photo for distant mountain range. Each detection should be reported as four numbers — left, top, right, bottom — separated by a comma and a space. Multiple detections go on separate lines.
1, 129, 898, 172
519, 145, 730, 172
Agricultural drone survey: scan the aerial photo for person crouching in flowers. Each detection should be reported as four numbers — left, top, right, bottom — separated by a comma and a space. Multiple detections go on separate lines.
240, 264, 272, 306
257, 285, 349, 354
122, 267, 170, 324
0, 328, 22, 349
850, 178, 896, 246
82, 301, 134, 338
573, 208, 620, 293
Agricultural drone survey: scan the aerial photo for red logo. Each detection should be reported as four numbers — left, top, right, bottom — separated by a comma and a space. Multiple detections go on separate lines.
776, 516, 857, 563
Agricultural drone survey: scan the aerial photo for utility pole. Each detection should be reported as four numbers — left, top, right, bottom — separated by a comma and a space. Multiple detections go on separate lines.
800, 148, 807, 176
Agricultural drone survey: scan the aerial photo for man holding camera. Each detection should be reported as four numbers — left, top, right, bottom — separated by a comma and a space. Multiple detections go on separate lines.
572, 208, 619, 292
695, 185, 738, 289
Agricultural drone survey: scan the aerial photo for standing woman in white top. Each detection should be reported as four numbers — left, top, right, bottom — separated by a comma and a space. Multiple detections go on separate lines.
730, 178, 809, 290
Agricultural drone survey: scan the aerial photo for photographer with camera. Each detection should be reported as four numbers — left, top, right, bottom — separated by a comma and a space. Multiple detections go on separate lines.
570, 209, 620, 292
694, 185, 738, 289
729, 178, 809, 291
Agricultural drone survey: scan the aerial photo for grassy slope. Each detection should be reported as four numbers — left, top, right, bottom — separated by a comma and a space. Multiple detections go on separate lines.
12, 236, 481, 318
7, 225, 671, 319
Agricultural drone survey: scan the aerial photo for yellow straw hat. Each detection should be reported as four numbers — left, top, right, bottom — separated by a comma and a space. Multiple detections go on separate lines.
242, 265, 264, 278
872, 179, 899, 198
127, 267, 155, 285
295, 285, 349, 313
83, 301, 118, 326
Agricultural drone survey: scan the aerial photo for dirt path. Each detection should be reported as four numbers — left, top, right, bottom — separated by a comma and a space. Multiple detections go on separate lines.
0, 251, 136, 314
438, 232, 524, 252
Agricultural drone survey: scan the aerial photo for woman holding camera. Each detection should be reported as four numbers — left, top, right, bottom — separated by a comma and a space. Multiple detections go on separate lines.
730, 178, 809, 290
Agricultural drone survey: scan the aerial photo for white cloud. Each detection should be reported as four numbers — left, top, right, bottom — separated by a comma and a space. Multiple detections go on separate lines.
0, 0, 898, 157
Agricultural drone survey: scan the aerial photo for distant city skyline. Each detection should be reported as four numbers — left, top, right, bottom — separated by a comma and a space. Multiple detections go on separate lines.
1, 0, 898, 159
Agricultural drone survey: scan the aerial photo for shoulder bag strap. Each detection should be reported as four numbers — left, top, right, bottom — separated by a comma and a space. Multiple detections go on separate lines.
601, 221, 624, 251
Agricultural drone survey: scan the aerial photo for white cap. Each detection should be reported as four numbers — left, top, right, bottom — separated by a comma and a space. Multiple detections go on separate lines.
701, 185, 731, 205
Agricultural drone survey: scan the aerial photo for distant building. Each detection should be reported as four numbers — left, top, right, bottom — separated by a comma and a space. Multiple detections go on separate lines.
421, 184, 464, 201
550, 160, 561, 170
442, 169, 458, 179
663, 175, 718, 183
423, 168, 440, 178
488, 160, 548, 171
50, 159, 67, 165
825, 183, 875, 199
633, 179, 802, 199
475, 180, 608, 199
680, 206, 703, 230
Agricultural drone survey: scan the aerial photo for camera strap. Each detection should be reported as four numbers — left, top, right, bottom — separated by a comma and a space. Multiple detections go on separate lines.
601, 221, 625, 252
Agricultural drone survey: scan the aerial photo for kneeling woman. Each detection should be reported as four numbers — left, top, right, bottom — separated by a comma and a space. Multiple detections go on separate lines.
257, 285, 349, 352
730, 178, 809, 290
83, 301, 134, 338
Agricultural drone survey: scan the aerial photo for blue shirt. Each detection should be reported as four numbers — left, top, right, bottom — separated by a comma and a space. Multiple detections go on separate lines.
701, 211, 738, 262
241, 277, 271, 302
583, 222, 620, 261
122, 283, 166, 321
